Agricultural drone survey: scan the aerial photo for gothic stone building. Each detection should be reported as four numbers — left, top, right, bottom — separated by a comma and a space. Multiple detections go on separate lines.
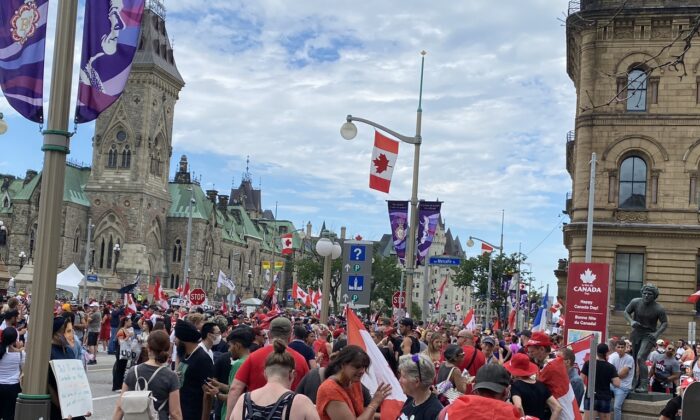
0, 8, 303, 301
561, 0, 700, 339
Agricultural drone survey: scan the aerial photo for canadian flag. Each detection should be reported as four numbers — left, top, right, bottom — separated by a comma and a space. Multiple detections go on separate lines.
688, 289, 700, 304
508, 308, 517, 331
312, 288, 322, 314
281, 233, 294, 256
153, 277, 169, 310
369, 131, 399, 193
124, 293, 137, 316
462, 308, 475, 331
481, 242, 494, 254
182, 277, 190, 302
434, 278, 447, 309
293, 281, 311, 306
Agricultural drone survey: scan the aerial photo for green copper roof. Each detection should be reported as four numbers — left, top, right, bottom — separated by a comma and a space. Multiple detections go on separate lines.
63, 166, 91, 207
168, 183, 212, 220
12, 173, 40, 201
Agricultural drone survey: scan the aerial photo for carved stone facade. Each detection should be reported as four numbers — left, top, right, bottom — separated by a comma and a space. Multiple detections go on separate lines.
563, 0, 700, 339
0, 8, 301, 302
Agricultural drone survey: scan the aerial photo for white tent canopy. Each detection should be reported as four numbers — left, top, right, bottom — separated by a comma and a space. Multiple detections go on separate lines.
56, 263, 84, 297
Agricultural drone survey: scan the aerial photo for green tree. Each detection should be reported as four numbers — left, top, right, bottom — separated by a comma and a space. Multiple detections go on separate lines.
453, 252, 527, 324
370, 251, 402, 312
411, 302, 422, 320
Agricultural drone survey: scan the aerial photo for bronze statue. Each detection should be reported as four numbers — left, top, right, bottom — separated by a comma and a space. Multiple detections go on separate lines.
623, 284, 668, 393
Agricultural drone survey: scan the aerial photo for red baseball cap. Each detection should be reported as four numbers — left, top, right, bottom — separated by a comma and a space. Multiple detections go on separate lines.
526, 331, 552, 348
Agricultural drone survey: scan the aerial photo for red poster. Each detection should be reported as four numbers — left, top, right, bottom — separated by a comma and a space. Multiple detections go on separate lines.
564, 262, 611, 347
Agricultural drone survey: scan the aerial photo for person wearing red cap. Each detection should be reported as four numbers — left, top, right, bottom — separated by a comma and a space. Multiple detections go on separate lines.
527, 331, 579, 420
659, 376, 696, 420
505, 353, 562, 419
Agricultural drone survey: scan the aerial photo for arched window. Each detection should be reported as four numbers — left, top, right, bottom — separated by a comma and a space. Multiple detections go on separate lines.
170, 274, 175, 289
2, 197, 9, 208
107, 236, 114, 268
99, 238, 105, 268
121, 146, 131, 168
172, 239, 182, 262
627, 69, 647, 111
619, 156, 647, 209
29, 225, 36, 259
107, 144, 118, 168
73, 228, 80, 253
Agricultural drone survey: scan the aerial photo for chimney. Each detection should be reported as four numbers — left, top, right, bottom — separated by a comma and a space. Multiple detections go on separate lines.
24, 170, 37, 186
206, 189, 218, 203
306, 221, 312, 239
218, 195, 229, 209
340, 226, 346, 240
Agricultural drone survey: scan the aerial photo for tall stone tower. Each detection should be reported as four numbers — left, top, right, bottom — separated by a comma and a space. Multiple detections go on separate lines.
563, 0, 700, 338
86, 3, 184, 286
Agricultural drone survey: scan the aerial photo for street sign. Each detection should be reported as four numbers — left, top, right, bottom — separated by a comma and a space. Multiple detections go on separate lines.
392, 291, 406, 309
86, 274, 98, 282
428, 256, 461, 266
350, 245, 366, 261
189, 288, 206, 305
340, 241, 373, 307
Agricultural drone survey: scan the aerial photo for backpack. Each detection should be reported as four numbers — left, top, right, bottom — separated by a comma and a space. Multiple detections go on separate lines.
120, 364, 167, 420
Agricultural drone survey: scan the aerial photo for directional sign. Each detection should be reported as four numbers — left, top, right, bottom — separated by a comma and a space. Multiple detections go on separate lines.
348, 275, 364, 291
429, 256, 461, 266
86, 274, 98, 282
341, 241, 373, 307
350, 245, 366, 261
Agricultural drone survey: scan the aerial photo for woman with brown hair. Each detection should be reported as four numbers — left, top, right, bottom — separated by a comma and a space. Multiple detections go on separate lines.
422, 332, 444, 376
229, 339, 318, 420
316, 345, 391, 420
112, 330, 182, 420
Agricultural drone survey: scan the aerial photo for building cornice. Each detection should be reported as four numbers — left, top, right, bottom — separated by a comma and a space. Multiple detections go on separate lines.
576, 113, 700, 128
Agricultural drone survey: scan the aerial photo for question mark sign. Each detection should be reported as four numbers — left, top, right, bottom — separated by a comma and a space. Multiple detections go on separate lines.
353, 248, 362, 260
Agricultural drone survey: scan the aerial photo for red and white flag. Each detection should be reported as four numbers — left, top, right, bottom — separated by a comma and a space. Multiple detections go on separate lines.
507, 308, 517, 331
434, 277, 447, 309
568, 333, 594, 371
688, 289, 700, 304
153, 276, 169, 310
182, 277, 190, 302
369, 131, 399, 193
293, 281, 310, 306
481, 243, 494, 254
347, 308, 406, 420
281, 233, 294, 256
462, 308, 475, 331
124, 293, 137, 316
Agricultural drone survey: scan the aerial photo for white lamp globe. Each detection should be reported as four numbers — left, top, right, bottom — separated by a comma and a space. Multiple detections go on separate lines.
466, 238, 474, 248
0, 113, 8, 135
331, 242, 342, 259
340, 122, 357, 140
316, 238, 333, 257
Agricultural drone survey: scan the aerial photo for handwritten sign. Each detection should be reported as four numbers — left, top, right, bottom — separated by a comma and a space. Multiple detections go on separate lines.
49, 359, 93, 418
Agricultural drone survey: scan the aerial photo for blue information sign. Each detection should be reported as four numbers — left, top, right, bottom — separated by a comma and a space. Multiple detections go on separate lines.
86, 274, 98, 282
350, 245, 366, 261
348, 275, 364, 291
428, 256, 461, 266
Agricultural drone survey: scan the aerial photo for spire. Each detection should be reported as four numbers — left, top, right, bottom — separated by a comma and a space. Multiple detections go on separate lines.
242, 155, 252, 182
132, 5, 184, 88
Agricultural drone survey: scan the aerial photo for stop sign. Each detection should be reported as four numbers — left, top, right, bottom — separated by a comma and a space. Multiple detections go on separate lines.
392, 291, 406, 309
189, 288, 206, 305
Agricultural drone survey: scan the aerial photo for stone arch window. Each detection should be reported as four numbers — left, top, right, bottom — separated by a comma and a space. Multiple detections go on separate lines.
121, 145, 131, 168
107, 144, 118, 168
619, 156, 647, 209
73, 227, 80, 253
2, 196, 9, 208
29, 224, 36, 259
627, 69, 648, 111
204, 241, 213, 265
170, 274, 175, 289
150, 136, 163, 177
172, 239, 182, 262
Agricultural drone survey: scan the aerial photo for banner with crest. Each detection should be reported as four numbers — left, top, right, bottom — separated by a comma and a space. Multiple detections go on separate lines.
387, 200, 408, 266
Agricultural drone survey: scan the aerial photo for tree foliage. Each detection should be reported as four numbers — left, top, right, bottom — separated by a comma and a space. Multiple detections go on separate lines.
293, 256, 342, 312
370, 250, 402, 312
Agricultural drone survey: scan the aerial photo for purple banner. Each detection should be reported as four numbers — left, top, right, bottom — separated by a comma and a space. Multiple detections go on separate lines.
388, 200, 408, 266
75, 0, 145, 123
415, 201, 441, 266
0, 0, 49, 122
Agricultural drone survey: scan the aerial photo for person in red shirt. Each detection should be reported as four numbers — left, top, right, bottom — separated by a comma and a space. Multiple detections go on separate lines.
438, 363, 520, 420
455, 329, 485, 376
226, 317, 309, 410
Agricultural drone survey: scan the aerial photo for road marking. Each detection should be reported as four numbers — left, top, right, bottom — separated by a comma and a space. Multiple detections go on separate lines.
93, 394, 120, 401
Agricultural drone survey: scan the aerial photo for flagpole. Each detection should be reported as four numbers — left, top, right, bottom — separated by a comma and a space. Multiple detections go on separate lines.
16, 0, 79, 417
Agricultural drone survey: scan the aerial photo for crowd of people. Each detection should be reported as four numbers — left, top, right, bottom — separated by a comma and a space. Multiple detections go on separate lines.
0, 294, 698, 419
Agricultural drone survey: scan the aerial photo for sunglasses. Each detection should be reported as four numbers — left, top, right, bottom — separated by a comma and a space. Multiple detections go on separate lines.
411, 354, 423, 384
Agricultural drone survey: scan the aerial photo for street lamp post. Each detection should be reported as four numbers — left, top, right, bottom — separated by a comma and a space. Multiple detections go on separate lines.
183, 188, 195, 290
466, 236, 503, 329
341, 51, 427, 316
315, 237, 341, 323
81, 218, 94, 303
18, 251, 26, 270
112, 244, 121, 275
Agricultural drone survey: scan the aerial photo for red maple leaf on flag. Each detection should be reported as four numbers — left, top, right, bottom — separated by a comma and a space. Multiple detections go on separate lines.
373, 153, 391, 173
284, 238, 292, 247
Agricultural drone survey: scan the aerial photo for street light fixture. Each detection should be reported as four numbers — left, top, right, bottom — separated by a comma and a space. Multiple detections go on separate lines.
466, 236, 502, 329
341, 51, 427, 316
18, 251, 26, 270
113, 244, 121, 275
0, 113, 8, 135
315, 237, 341, 323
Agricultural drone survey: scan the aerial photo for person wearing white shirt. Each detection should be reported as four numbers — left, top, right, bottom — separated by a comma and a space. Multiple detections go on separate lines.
608, 339, 635, 420
0, 327, 25, 420
198, 322, 221, 362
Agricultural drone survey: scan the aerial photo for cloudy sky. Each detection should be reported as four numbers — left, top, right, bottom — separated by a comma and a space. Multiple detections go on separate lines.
1, 0, 575, 296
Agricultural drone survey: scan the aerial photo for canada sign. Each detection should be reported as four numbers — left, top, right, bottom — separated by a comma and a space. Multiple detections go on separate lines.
564, 262, 611, 346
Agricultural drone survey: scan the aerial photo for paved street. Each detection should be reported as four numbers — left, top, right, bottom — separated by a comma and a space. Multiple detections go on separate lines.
86, 349, 121, 420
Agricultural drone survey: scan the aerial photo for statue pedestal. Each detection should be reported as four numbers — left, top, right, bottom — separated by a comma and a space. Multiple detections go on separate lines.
621, 392, 672, 419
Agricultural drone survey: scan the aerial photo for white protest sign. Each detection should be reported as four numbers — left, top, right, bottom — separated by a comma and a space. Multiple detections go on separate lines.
49, 359, 93, 418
